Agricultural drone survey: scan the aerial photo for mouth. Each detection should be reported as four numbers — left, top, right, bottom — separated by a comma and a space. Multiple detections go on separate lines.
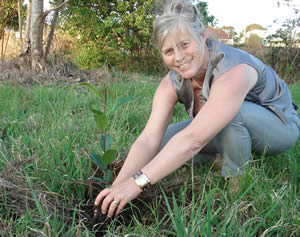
177, 61, 191, 70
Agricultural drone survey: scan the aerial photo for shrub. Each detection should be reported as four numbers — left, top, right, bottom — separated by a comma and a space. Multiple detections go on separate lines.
246, 34, 263, 48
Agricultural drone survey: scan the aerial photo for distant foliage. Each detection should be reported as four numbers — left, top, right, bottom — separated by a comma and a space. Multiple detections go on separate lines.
245, 24, 267, 32
194, 1, 216, 26
264, 8, 300, 82
0, 0, 26, 31
266, 16, 300, 48
246, 34, 263, 48
60, 0, 154, 71
59, 0, 215, 73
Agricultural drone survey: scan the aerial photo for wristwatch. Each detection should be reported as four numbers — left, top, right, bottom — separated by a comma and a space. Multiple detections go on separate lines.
133, 170, 151, 190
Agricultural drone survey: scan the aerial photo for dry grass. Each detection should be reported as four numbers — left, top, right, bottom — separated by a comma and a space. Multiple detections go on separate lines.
1, 28, 76, 60
0, 57, 85, 86
0, 55, 161, 88
0, 32, 22, 60
241, 46, 300, 83
0, 158, 82, 226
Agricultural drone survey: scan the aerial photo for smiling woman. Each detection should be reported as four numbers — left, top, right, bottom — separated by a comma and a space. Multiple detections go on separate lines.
161, 31, 209, 81
94, 0, 300, 219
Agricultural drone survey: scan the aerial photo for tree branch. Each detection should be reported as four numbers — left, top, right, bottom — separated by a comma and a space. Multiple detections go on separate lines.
43, 0, 71, 17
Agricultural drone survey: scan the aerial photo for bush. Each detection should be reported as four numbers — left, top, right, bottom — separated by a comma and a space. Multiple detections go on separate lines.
246, 34, 263, 48
115, 54, 168, 75
240, 46, 299, 83
68, 39, 168, 75
263, 46, 300, 83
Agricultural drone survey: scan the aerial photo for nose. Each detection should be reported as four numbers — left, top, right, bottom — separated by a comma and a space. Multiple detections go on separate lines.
174, 47, 184, 62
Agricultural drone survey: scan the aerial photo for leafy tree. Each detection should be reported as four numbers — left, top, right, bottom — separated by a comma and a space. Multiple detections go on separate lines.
245, 24, 267, 32
60, 0, 216, 71
266, 17, 299, 47
221, 26, 237, 38
267, 0, 299, 47
61, 0, 154, 61
0, 0, 26, 31
193, 1, 216, 26
246, 34, 262, 48
233, 31, 244, 46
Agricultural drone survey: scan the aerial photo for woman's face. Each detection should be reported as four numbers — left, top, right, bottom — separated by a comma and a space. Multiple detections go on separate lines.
161, 31, 207, 80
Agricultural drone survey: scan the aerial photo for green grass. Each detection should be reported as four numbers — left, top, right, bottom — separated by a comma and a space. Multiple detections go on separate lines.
0, 78, 299, 236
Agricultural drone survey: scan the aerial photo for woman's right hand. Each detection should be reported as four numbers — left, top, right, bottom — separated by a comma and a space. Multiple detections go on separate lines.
94, 177, 142, 218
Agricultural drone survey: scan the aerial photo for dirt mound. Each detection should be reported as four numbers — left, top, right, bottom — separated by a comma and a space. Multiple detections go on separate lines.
0, 56, 124, 87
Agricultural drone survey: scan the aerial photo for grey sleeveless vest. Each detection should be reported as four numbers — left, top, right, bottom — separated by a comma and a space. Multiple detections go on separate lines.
170, 38, 298, 124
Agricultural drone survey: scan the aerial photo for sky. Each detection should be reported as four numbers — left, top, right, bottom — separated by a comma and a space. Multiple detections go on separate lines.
204, 0, 299, 34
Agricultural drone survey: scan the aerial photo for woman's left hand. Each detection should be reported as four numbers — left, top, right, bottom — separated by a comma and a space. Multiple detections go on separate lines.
94, 177, 142, 218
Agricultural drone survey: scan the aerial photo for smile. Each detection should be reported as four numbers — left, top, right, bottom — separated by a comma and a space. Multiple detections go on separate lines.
177, 61, 191, 70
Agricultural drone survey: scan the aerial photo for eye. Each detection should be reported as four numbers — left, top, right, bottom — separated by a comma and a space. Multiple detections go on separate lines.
181, 42, 189, 49
163, 48, 174, 56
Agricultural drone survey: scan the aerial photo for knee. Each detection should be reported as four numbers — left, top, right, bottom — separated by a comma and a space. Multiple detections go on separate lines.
160, 120, 192, 150
218, 111, 246, 140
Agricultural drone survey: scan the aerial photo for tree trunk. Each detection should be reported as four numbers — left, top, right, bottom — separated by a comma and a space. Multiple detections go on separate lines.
17, 0, 23, 53
23, 0, 31, 52
21, 0, 70, 70
30, 0, 44, 70
44, 0, 63, 59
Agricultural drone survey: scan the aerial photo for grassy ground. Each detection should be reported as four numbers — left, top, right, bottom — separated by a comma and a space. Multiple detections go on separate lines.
0, 75, 299, 236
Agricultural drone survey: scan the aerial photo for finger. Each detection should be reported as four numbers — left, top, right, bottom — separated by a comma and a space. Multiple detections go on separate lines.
115, 200, 127, 216
94, 188, 110, 206
107, 199, 120, 218
101, 195, 114, 215
93, 207, 99, 218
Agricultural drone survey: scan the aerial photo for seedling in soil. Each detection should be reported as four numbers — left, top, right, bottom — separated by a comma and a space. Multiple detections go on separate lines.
74, 82, 135, 185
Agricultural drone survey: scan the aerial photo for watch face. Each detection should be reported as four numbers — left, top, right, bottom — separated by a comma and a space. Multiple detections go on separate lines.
133, 171, 150, 189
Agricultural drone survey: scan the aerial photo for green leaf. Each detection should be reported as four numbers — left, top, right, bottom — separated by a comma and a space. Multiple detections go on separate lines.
91, 108, 108, 132
110, 96, 136, 114
89, 153, 106, 170
102, 149, 118, 165
100, 133, 111, 152
73, 83, 101, 100
26, 175, 45, 218
89, 176, 106, 183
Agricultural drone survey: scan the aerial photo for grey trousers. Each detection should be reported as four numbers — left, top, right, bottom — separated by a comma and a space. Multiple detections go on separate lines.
160, 101, 300, 177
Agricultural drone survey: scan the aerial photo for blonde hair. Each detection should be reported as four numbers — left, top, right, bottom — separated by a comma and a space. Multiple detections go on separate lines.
153, 0, 205, 51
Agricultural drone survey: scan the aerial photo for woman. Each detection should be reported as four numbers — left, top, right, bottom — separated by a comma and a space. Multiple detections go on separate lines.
94, 0, 300, 218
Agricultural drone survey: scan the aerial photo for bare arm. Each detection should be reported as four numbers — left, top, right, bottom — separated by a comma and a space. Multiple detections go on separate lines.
113, 73, 178, 184
94, 73, 177, 217
142, 64, 258, 183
